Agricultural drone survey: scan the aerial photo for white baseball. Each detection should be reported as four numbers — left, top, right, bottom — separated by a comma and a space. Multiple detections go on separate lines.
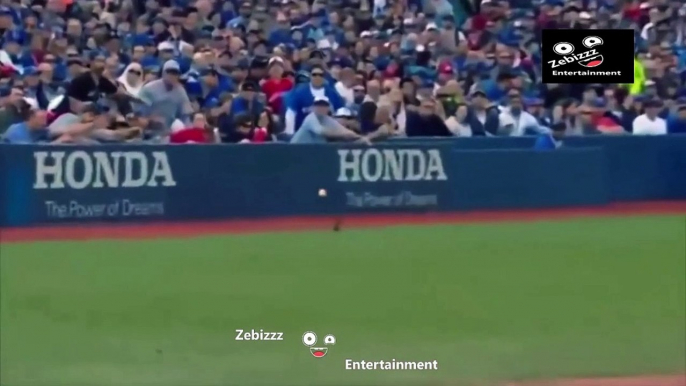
318, 189, 327, 197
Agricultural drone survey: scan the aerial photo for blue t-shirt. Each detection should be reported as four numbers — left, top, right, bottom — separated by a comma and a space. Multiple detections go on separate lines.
3, 122, 49, 144
533, 133, 561, 150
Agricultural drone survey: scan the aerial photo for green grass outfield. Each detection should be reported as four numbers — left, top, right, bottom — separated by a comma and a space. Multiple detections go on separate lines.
1, 215, 685, 386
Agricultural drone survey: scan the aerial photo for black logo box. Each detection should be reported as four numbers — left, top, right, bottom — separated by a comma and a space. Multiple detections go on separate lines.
541, 29, 635, 84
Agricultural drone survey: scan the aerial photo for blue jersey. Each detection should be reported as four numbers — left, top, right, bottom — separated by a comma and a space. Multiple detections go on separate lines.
533, 133, 561, 150
284, 83, 344, 133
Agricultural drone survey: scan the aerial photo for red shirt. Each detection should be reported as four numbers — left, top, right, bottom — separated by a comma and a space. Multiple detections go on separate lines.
262, 78, 293, 113
170, 128, 210, 144
252, 127, 268, 143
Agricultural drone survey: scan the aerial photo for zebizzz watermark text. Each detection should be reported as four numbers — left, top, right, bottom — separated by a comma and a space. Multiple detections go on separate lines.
345, 359, 438, 370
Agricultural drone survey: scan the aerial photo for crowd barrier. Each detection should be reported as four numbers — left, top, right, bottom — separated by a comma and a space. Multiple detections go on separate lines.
0, 135, 684, 227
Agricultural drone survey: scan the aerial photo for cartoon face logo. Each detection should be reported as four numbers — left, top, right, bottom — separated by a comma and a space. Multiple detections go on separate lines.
302, 332, 336, 358
552, 36, 604, 68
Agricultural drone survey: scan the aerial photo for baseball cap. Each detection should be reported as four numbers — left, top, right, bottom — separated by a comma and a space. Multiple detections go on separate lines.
470, 89, 487, 97
334, 107, 353, 118
158, 41, 175, 51
425, 22, 438, 31
437, 61, 453, 75
162, 60, 181, 72
241, 82, 257, 91
313, 96, 330, 106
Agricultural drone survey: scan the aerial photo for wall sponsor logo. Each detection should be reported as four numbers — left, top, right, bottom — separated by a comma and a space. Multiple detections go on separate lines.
33, 151, 177, 190
337, 148, 447, 183
541, 29, 634, 84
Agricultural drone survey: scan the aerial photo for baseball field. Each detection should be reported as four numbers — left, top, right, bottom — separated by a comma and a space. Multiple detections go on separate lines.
1, 202, 685, 386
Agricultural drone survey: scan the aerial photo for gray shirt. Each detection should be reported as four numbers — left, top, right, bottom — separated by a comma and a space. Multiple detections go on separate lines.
290, 112, 346, 144
138, 79, 193, 129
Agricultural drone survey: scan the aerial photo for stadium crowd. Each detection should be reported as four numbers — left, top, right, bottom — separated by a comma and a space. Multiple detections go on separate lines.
0, 0, 686, 146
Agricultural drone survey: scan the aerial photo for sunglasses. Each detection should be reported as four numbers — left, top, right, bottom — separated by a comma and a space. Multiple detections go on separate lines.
129, 70, 142, 75
311, 72, 324, 77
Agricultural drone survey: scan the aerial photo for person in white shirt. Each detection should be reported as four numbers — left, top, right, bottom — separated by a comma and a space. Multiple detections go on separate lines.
498, 89, 549, 136
444, 104, 471, 136
633, 100, 667, 135
334, 67, 355, 106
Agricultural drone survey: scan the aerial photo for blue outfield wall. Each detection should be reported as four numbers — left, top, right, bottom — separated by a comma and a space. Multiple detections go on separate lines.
0, 135, 684, 227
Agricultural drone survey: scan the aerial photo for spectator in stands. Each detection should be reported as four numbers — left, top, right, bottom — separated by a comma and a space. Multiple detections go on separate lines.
255, 109, 277, 142
575, 105, 604, 136
359, 79, 385, 134
224, 112, 269, 144
48, 103, 111, 142
3, 102, 54, 144
334, 67, 356, 106
525, 98, 551, 128
406, 98, 452, 137
334, 108, 359, 132
285, 64, 344, 135
668, 99, 686, 134
291, 97, 369, 144
445, 104, 471, 136
262, 58, 293, 114
117, 63, 145, 98
231, 82, 265, 127
170, 112, 218, 144
138, 60, 194, 131
499, 89, 548, 136
633, 99, 667, 135
465, 90, 500, 136
2, 0, 684, 143
0, 88, 26, 134
534, 122, 567, 151
52, 53, 119, 117
401, 78, 420, 111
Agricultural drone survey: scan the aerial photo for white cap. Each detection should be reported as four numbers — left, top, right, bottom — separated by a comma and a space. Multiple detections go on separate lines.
269, 56, 284, 65
317, 39, 332, 49
361, 31, 372, 38
579, 11, 591, 19
158, 41, 175, 51
334, 107, 353, 117
425, 22, 438, 31
162, 60, 180, 72
313, 96, 330, 105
